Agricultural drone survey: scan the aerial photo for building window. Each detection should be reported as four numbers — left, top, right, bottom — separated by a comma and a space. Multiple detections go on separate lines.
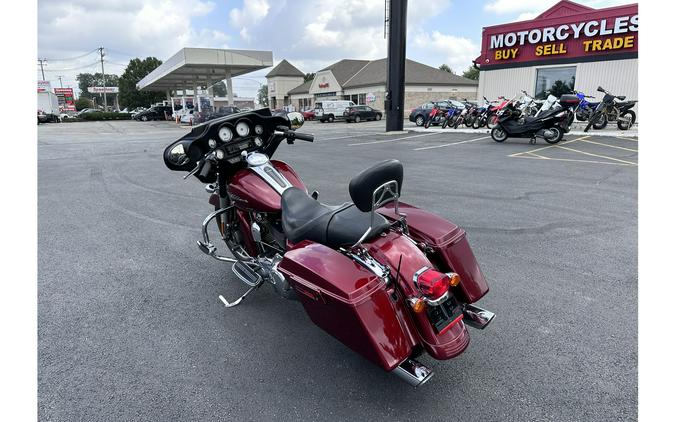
358, 93, 366, 105
535, 66, 576, 99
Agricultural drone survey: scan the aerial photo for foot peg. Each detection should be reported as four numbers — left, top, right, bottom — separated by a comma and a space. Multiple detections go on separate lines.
219, 261, 263, 308
232, 260, 262, 287
462, 304, 495, 329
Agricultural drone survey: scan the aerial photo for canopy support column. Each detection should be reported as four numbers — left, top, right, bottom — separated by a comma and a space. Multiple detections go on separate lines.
226, 70, 234, 106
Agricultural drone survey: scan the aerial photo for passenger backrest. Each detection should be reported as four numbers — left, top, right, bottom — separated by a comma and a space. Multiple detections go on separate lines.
348, 159, 404, 212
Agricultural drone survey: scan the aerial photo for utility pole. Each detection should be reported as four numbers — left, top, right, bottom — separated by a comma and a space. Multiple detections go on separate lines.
385, 0, 407, 132
38, 58, 46, 80
57, 75, 64, 88
98, 47, 107, 111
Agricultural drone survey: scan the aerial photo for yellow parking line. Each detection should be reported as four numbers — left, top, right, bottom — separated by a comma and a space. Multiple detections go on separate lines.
508, 135, 590, 157
512, 155, 637, 166
555, 145, 638, 165
580, 139, 638, 152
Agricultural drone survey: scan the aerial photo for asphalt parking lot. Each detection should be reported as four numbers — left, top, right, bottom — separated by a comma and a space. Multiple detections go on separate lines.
38, 118, 637, 421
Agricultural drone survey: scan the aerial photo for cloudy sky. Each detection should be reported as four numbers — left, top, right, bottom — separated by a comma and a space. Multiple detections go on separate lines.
37, 0, 628, 97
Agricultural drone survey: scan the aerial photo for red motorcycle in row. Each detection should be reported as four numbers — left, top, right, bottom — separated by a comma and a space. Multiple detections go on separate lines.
164, 109, 495, 386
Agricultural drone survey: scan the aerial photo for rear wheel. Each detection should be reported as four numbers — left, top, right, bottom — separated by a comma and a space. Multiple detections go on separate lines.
328, 115, 335, 123
544, 127, 563, 144
442, 118, 449, 129
584, 112, 602, 132
140, 115, 148, 121
617, 110, 636, 130
375, 113, 382, 121
415, 115, 424, 126
491, 126, 507, 142
354, 115, 361, 123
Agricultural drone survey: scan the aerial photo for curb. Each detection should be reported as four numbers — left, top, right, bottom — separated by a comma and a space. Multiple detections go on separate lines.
406, 126, 638, 138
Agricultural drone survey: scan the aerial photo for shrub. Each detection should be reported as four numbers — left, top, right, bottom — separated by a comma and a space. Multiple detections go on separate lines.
80, 112, 132, 121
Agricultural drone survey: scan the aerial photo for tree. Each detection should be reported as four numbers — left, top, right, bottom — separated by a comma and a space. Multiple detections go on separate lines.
211, 81, 228, 97
257, 84, 268, 107
77, 72, 120, 103
304, 73, 315, 82
118, 57, 166, 108
439, 64, 455, 74
462, 66, 479, 80
75, 97, 92, 111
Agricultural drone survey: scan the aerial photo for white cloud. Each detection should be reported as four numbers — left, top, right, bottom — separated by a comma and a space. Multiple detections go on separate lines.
38, 0, 229, 91
229, 0, 271, 41
411, 30, 480, 73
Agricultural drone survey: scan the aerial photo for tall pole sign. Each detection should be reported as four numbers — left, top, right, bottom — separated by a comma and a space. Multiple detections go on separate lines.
99, 47, 108, 111
385, 0, 407, 132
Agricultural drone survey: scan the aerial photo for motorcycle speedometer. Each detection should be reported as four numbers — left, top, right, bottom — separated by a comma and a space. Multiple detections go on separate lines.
218, 126, 233, 142
236, 121, 250, 137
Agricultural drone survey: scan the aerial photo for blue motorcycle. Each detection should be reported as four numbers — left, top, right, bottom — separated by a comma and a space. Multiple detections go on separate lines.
573, 91, 599, 122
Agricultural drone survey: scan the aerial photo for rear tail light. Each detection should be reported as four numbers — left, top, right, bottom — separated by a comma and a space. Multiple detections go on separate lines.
413, 267, 461, 300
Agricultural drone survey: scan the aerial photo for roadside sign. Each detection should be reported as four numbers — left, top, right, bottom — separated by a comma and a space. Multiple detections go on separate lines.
87, 86, 119, 94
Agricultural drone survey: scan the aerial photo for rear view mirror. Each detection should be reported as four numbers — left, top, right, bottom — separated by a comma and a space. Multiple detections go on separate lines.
597, 86, 605, 92
168, 143, 190, 166
286, 112, 304, 130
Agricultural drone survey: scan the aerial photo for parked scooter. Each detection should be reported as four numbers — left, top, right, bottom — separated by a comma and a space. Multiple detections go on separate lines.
163, 109, 495, 386
584, 87, 637, 131
491, 94, 579, 144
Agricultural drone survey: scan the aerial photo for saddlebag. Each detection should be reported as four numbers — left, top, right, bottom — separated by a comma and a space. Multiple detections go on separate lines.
278, 240, 416, 371
378, 202, 489, 303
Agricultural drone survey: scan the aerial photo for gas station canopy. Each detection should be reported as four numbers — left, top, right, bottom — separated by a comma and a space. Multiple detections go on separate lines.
137, 48, 273, 92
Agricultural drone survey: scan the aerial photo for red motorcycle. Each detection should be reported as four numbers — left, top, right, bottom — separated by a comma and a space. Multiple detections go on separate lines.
164, 109, 494, 386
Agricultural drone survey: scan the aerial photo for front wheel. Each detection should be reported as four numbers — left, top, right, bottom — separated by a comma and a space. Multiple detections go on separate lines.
584, 112, 602, 132
375, 113, 382, 121
593, 113, 608, 130
424, 117, 431, 129
617, 110, 636, 130
327, 115, 335, 123
354, 115, 361, 123
491, 126, 508, 142
544, 127, 563, 144
415, 115, 424, 126
140, 115, 148, 122
487, 114, 499, 129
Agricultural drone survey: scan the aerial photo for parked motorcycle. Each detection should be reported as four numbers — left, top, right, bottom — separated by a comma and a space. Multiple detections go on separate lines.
533, 93, 560, 117
472, 97, 498, 129
491, 94, 578, 144
163, 109, 495, 386
584, 87, 637, 131
441, 104, 462, 129
517, 90, 540, 117
487, 96, 512, 129
571, 91, 598, 122
424, 104, 446, 128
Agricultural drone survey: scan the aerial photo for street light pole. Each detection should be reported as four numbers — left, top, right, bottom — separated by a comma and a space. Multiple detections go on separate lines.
98, 47, 107, 111
385, 0, 407, 132
57, 76, 64, 88
38, 59, 46, 81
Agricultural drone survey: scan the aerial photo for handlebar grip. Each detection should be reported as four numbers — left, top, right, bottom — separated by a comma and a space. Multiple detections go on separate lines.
293, 132, 314, 142
198, 160, 213, 178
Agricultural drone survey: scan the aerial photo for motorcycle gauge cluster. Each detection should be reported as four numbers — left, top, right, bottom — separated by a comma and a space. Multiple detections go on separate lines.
208, 139, 217, 149
218, 126, 233, 142
254, 137, 263, 146
236, 121, 250, 137
254, 125, 264, 135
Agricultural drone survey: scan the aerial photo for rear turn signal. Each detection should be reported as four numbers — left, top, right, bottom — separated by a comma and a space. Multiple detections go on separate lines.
448, 272, 461, 287
408, 297, 426, 313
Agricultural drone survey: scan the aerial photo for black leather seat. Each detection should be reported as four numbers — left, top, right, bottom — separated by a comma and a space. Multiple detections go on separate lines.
281, 187, 389, 248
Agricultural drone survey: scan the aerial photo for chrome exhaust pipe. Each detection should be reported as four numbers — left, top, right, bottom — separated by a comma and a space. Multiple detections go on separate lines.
462, 304, 495, 329
392, 358, 434, 387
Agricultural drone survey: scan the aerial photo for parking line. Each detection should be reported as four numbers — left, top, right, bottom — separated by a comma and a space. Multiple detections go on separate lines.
580, 138, 638, 152
348, 132, 436, 146
319, 133, 371, 141
413, 136, 491, 151
555, 145, 637, 165
508, 135, 590, 157
513, 154, 636, 166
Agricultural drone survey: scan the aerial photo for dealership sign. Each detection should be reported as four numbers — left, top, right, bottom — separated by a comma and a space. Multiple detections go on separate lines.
37, 80, 52, 93
87, 86, 119, 94
475, 2, 638, 68
54, 88, 76, 112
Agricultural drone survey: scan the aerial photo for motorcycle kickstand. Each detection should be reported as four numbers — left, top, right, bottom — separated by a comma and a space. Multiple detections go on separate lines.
529, 137, 537, 144
218, 281, 263, 308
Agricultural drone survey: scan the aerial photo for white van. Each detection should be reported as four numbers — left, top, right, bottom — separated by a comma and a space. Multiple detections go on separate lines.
315, 100, 356, 123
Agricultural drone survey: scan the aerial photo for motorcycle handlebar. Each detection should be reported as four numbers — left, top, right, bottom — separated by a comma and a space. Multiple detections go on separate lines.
199, 158, 213, 179
275, 128, 314, 142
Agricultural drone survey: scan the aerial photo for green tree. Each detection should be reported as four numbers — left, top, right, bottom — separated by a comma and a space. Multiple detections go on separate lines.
74, 97, 92, 111
462, 66, 479, 80
257, 84, 268, 107
211, 81, 228, 97
76, 72, 120, 103
118, 57, 166, 108
304, 72, 315, 82
439, 64, 455, 74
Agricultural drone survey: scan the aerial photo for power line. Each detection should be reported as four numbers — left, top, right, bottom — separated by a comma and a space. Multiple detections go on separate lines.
43, 49, 99, 62
40, 60, 102, 72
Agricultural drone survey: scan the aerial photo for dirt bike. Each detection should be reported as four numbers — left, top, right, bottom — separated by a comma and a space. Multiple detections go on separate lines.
584, 87, 637, 131
163, 109, 495, 386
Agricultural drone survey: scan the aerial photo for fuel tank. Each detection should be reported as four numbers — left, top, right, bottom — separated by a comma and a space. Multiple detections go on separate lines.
227, 160, 307, 212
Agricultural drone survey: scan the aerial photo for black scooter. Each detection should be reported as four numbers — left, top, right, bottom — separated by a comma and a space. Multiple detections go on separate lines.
491, 94, 579, 144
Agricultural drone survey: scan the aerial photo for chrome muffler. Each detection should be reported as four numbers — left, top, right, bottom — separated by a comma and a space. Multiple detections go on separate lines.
392, 358, 434, 387
462, 304, 495, 329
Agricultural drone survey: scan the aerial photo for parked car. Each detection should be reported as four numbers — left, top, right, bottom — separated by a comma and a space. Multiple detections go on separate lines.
133, 105, 173, 121
344, 105, 382, 123
409, 102, 436, 126
179, 109, 197, 125
202, 106, 241, 122
301, 109, 316, 121
271, 109, 288, 117
315, 100, 355, 122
